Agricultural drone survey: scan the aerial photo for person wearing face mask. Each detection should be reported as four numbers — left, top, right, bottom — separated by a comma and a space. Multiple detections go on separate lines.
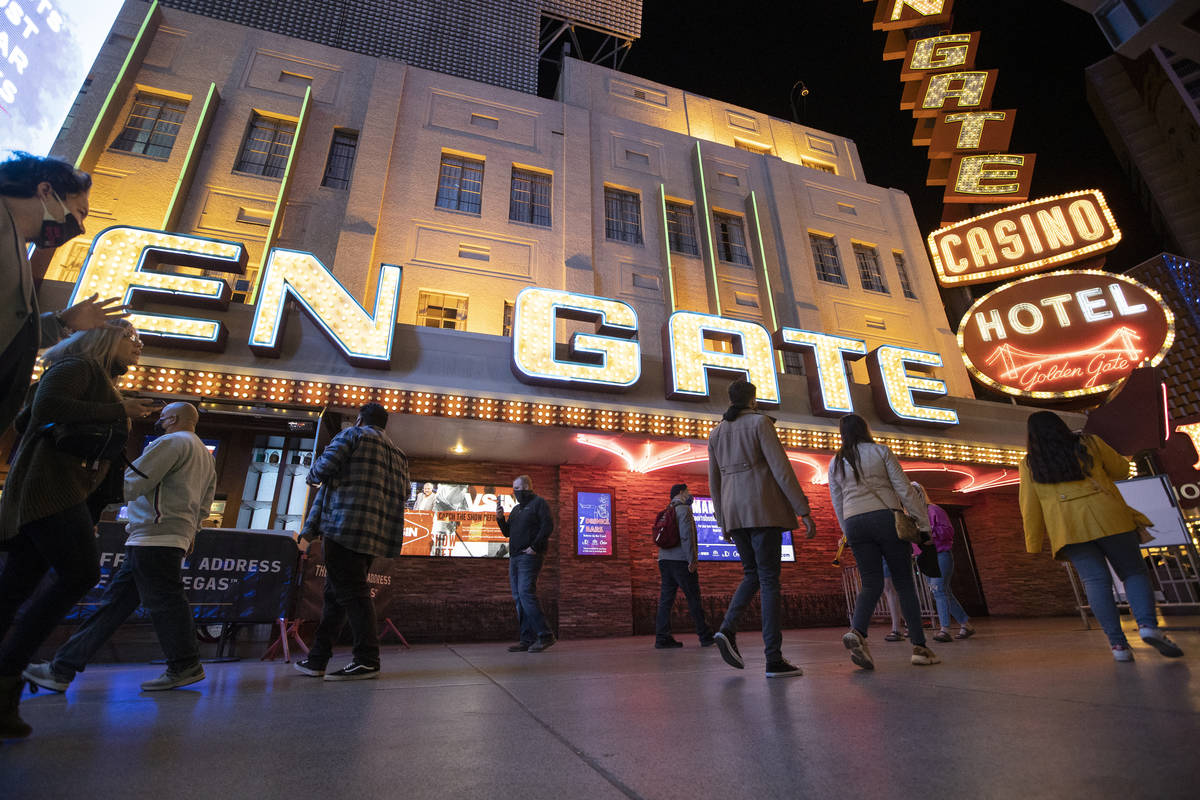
0, 319, 157, 738
496, 475, 556, 652
1, 152, 128, 435
22, 402, 217, 696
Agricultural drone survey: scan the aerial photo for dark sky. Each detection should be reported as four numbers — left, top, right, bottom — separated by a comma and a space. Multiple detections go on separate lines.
620, 0, 1162, 270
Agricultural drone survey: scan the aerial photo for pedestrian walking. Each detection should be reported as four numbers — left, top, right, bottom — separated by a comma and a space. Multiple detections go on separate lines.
829, 414, 940, 670
912, 482, 974, 643
653, 483, 715, 649
497, 475, 556, 652
707, 379, 816, 679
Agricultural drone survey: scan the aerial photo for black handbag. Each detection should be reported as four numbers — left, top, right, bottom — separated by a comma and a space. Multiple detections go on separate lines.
36, 420, 128, 466
916, 540, 941, 579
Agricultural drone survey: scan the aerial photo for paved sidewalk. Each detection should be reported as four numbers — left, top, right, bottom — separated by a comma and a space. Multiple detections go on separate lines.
1, 617, 1196, 799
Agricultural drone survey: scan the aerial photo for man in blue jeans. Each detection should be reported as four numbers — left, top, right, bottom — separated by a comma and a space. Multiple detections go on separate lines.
23, 402, 217, 693
496, 475, 555, 652
654, 483, 714, 648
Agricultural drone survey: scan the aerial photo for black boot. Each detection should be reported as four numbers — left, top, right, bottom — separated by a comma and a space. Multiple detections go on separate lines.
0, 674, 32, 739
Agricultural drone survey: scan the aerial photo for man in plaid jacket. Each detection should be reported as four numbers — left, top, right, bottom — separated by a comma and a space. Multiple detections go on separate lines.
296, 402, 409, 681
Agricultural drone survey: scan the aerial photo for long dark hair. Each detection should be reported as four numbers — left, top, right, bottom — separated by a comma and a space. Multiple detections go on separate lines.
1025, 411, 1093, 483
832, 414, 874, 481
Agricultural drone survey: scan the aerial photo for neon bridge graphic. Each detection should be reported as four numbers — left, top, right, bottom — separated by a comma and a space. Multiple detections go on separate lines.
984, 326, 1143, 385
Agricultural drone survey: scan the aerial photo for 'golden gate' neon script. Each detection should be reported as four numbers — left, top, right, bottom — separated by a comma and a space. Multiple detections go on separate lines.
68, 228, 959, 426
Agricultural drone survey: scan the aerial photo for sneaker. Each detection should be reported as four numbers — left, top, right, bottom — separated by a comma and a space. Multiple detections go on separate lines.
22, 662, 71, 693
714, 629, 744, 669
932, 630, 953, 643
140, 663, 205, 691
765, 659, 804, 678
324, 662, 380, 681
528, 636, 556, 653
955, 624, 976, 640
1139, 627, 1184, 658
507, 642, 532, 652
654, 637, 684, 649
1112, 644, 1135, 662
293, 658, 326, 677
842, 629, 874, 670
699, 637, 716, 648
0, 675, 32, 739
911, 645, 941, 666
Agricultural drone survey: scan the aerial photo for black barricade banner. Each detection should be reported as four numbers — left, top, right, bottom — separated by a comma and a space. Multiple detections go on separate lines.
294, 539, 398, 621
61, 523, 299, 624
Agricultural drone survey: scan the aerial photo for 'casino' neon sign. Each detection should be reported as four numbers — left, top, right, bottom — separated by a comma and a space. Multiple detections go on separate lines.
69, 227, 960, 427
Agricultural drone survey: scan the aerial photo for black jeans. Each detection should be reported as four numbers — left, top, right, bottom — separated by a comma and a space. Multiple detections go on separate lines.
53, 546, 200, 677
309, 538, 380, 668
0, 503, 100, 676
655, 560, 713, 643
846, 509, 927, 648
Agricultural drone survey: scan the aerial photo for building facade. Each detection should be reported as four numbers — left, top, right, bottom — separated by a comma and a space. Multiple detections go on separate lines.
24, 1, 1080, 640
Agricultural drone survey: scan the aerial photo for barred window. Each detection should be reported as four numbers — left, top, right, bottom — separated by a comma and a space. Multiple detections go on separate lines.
435, 154, 484, 214
809, 234, 846, 286
235, 114, 296, 178
665, 201, 699, 256
802, 158, 836, 174
893, 251, 917, 299
321, 130, 358, 189
854, 244, 889, 294
714, 212, 752, 266
417, 291, 468, 330
509, 167, 551, 226
111, 92, 188, 158
604, 187, 643, 244
502, 301, 514, 337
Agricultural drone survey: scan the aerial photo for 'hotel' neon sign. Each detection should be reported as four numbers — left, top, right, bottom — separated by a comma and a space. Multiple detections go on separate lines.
70, 227, 960, 427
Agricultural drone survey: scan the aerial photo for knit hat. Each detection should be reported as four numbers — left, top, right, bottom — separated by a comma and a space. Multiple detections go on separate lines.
670, 483, 688, 499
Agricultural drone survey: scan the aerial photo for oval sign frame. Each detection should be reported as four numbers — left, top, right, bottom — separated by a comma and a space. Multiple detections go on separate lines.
957, 269, 1175, 400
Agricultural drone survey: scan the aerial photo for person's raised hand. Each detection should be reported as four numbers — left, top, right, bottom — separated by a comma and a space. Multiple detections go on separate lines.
122, 397, 157, 419
58, 294, 130, 331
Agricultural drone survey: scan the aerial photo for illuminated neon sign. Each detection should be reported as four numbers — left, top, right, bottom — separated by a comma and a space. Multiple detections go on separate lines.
958, 270, 1174, 399
663, 311, 780, 406
928, 191, 1121, 286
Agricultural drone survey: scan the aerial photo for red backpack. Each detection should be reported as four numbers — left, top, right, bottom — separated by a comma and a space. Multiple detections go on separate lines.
652, 504, 680, 548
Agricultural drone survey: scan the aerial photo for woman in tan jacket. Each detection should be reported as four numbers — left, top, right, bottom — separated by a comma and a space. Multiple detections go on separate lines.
0, 320, 155, 739
1019, 411, 1183, 662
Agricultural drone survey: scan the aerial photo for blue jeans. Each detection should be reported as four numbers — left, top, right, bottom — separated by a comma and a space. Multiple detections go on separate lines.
846, 509, 927, 647
1059, 530, 1157, 647
721, 527, 784, 661
53, 545, 200, 678
0, 503, 100, 676
509, 552, 552, 644
927, 550, 969, 628
655, 560, 713, 643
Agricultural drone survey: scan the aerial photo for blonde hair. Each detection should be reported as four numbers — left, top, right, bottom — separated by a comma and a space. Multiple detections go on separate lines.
41, 318, 135, 377
910, 481, 929, 504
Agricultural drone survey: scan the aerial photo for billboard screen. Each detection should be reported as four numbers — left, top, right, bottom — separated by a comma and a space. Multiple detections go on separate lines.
692, 496, 795, 563
1, 1, 124, 156
403, 480, 510, 557
575, 491, 613, 556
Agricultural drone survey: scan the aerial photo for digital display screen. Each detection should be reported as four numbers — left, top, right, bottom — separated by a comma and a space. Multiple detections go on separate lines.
403, 481, 509, 557
576, 491, 613, 556
0, 1, 125, 155
692, 496, 795, 562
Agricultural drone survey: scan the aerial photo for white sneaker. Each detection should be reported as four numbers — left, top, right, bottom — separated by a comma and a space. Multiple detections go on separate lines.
842, 629, 874, 670
1112, 645, 1134, 662
1138, 628, 1184, 658
911, 645, 941, 666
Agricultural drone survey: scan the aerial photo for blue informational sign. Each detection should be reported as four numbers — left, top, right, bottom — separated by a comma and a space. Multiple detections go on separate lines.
0, 1, 125, 156
692, 496, 795, 562
576, 491, 614, 556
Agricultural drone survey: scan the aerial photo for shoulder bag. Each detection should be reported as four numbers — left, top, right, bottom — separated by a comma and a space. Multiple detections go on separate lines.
864, 484, 925, 544
36, 420, 129, 470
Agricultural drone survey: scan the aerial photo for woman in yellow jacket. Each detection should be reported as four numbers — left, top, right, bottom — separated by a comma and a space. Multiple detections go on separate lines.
1019, 411, 1183, 662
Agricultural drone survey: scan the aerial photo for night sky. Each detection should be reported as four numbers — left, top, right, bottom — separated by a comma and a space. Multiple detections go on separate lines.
620, 0, 1162, 271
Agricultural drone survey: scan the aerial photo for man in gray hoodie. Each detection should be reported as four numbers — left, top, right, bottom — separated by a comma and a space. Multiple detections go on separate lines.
654, 483, 715, 649
23, 402, 217, 693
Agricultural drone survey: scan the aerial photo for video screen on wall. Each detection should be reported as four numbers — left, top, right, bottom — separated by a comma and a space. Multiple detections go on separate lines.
0, 1, 125, 155
576, 491, 613, 556
692, 496, 795, 562
403, 481, 511, 557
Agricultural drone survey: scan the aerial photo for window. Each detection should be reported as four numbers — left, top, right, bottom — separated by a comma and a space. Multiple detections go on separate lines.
435, 154, 484, 214
854, 244, 889, 294
110, 92, 188, 158
235, 114, 296, 178
604, 187, 643, 244
502, 301, 514, 337
809, 234, 846, 286
893, 251, 917, 299
417, 291, 468, 330
713, 212, 752, 265
802, 158, 836, 175
509, 167, 551, 226
735, 140, 772, 155
321, 130, 358, 189
664, 201, 699, 256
